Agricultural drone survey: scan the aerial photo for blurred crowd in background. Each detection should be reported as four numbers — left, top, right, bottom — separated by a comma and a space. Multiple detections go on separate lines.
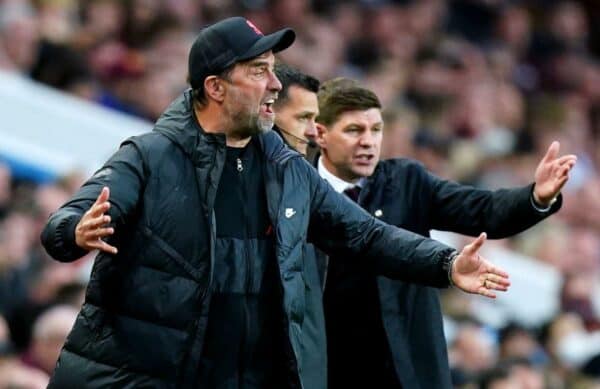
0, 0, 598, 387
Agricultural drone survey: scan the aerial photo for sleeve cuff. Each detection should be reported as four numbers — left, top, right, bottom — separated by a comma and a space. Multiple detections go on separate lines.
53, 214, 89, 261
442, 250, 459, 288
530, 193, 556, 213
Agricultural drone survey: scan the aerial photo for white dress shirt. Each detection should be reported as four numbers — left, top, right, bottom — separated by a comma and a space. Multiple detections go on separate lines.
317, 156, 365, 193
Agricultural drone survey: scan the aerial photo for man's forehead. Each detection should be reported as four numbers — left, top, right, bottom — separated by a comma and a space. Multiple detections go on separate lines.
335, 108, 383, 125
289, 84, 317, 97
285, 86, 318, 111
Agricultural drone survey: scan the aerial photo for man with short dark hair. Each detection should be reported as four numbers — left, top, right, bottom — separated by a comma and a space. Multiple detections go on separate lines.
41, 18, 509, 389
271, 63, 326, 290
273, 62, 320, 157
314, 78, 576, 389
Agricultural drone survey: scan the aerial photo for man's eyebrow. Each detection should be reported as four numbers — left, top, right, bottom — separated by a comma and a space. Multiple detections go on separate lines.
343, 124, 364, 130
296, 110, 317, 116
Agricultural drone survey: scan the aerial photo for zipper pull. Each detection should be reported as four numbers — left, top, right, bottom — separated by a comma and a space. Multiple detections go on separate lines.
237, 158, 243, 172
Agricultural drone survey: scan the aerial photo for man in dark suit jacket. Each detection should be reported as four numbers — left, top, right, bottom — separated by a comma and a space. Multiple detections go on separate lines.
314, 78, 577, 389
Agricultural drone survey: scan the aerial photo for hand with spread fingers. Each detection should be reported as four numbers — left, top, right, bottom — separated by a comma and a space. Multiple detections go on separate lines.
533, 141, 577, 207
451, 233, 510, 298
74, 186, 118, 255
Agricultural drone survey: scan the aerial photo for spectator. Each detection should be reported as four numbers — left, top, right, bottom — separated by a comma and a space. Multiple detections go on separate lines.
21, 305, 77, 375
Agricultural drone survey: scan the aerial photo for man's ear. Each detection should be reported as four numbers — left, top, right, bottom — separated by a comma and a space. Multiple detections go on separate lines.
204, 76, 226, 102
316, 123, 328, 149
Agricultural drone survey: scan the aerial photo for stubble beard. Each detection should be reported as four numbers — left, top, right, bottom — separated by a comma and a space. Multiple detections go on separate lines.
257, 115, 274, 133
232, 113, 272, 139
226, 101, 273, 139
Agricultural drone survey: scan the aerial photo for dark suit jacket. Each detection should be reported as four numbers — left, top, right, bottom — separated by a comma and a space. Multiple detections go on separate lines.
322, 158, 561, 389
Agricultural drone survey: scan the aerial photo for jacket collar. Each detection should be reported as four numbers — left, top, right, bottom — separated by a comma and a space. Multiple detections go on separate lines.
258, 128, 299, 164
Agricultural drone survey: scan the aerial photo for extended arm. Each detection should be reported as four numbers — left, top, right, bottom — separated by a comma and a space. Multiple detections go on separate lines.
41, 141, 146, 262
428, 142, 575, 238
307, 169, 509, 296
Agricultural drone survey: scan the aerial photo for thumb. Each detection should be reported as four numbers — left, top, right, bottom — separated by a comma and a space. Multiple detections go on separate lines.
542, 141, 560, 162
463, 232, 487, 255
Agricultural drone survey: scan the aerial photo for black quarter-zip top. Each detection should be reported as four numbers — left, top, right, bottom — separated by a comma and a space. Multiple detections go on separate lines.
198, 138, 286, 389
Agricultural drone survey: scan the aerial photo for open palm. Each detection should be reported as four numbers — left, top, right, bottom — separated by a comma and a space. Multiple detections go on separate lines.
533, 141, 577, 206
451, 233, 510, 299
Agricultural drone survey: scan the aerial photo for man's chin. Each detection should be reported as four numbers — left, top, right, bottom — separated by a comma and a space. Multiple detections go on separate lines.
234, 120, 272, 139
352, 165, 376, 178
257, 118, 274, 133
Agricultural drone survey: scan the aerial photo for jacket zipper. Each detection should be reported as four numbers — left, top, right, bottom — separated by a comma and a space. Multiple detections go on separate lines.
237, 157, 252, 292
237, 156, 254, 380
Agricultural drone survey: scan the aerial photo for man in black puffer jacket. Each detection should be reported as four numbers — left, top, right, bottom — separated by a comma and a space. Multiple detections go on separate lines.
40, 17, 509, 389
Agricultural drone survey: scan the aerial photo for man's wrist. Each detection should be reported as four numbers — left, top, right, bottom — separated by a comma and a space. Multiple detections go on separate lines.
531, 191, 557, 212
442, 250, 459, 287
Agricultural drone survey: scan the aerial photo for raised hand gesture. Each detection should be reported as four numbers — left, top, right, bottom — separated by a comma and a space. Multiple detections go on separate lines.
451, 233, 510, 298
533, 141, 577, 207
75, 186, 118, 254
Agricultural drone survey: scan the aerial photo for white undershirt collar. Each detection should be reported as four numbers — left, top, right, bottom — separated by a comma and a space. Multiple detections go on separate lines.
317, 156, 365, 193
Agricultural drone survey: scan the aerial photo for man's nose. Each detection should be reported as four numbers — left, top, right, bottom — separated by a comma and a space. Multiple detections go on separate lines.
304, 121, 317, 140
268, 71, 282, 92
359, 130, 376, 147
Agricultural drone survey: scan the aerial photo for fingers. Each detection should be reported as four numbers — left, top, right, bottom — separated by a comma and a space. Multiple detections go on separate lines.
95, 186, 110, 205
486, 263, 509, 279
81, 214, 111, 231
555, 155, 577, 166
555, 175, 568, 189
90, 187, 111, 218
484, 279, 509, 291
481, 271, 510, 287
553, 158, 576, 177
557, 165, 572, 179
83, 226, 115, 240
481, 272, 510, 288
87, 239, 118, 255
90, 201, 111, 218
542, 141, 560, 162
78, 219, 116, 251
75, 187, 118, 254
559, 159, 576, 173
477, 286, 496, 299
477, 275, 509, 298
477, 272, 511, 298
488, 273, 510, 287
462, 232, 487, 256
554, 163, 574, 186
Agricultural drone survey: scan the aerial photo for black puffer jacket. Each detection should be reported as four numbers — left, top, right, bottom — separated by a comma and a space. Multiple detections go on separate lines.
41, 90, 456, 389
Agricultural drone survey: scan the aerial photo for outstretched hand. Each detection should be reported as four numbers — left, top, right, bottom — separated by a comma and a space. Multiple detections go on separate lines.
75, 186, 118, 254
533, 141, 577, 206
451, 233, 510, 298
